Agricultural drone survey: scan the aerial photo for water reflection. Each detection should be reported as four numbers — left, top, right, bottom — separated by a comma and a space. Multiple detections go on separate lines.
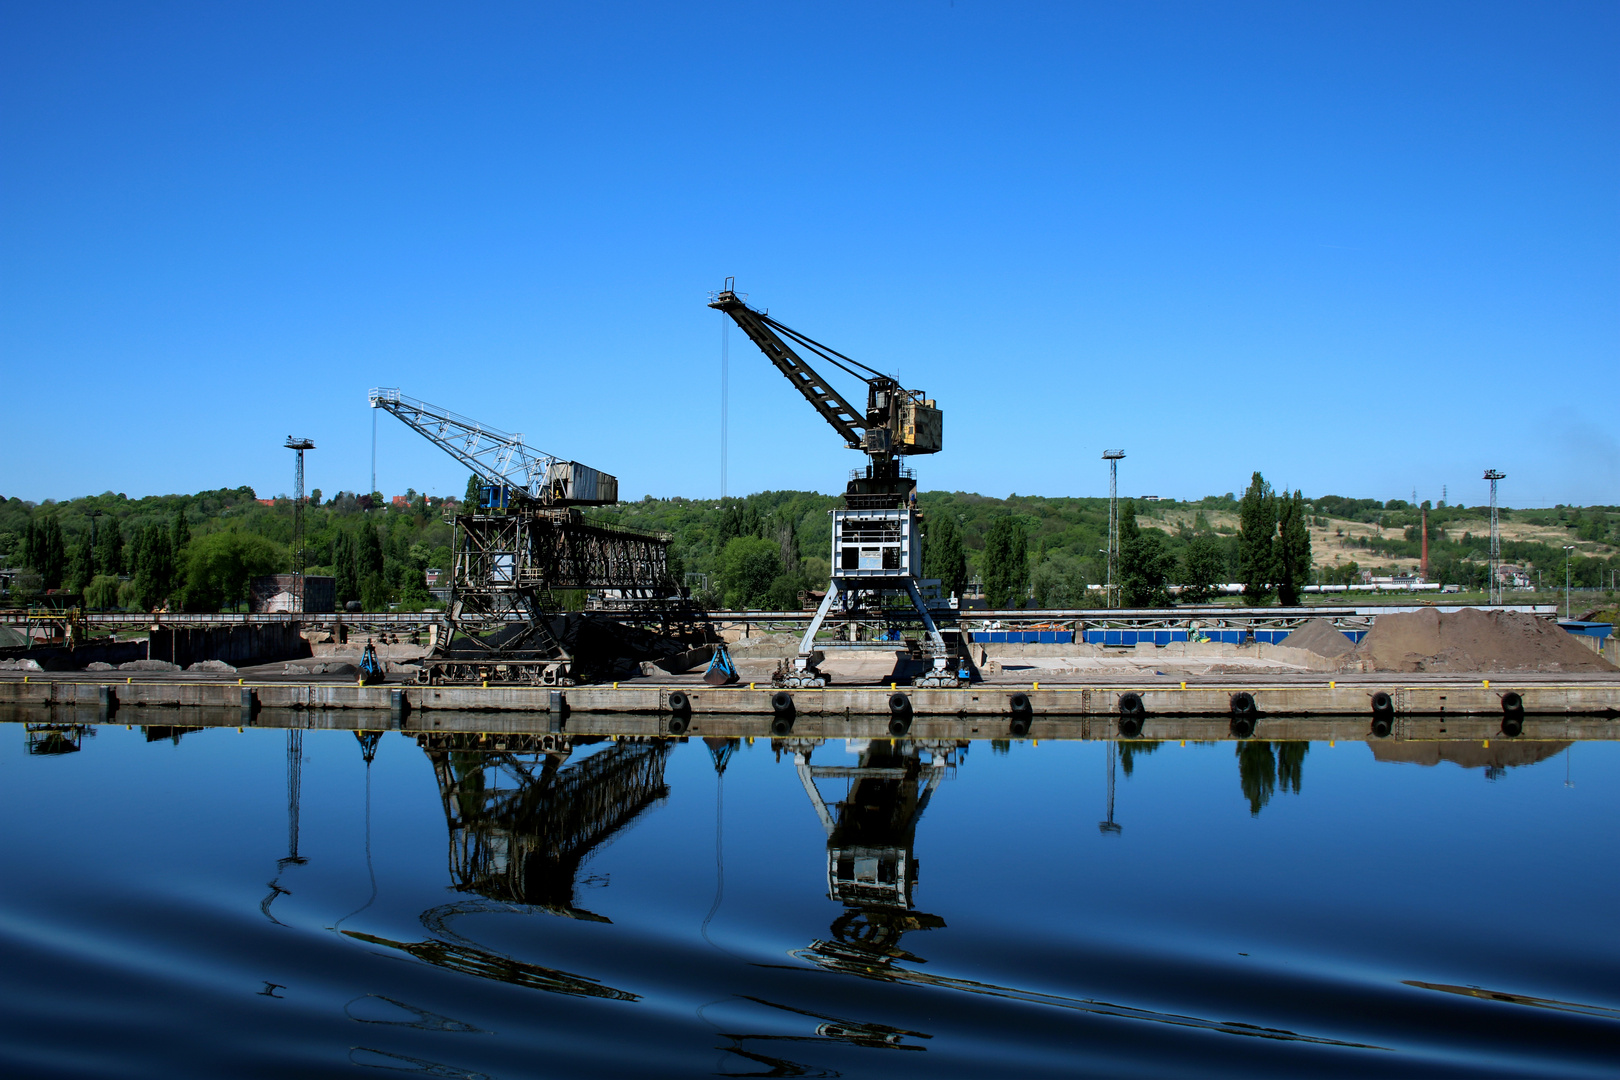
786, 738, 956, 975
1236, 741, 1310, 816
343, 732, 669, 1001
23, 722, 94, 754
1368, 739, 1571, 776
2, 709, 1613, 1075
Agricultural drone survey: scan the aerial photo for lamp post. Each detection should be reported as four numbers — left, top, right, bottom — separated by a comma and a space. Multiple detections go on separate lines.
1563, 545, 1574, 620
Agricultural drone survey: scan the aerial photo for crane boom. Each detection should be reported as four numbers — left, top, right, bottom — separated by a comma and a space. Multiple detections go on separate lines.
708, 292, 867, 449
368, 388, 616, 506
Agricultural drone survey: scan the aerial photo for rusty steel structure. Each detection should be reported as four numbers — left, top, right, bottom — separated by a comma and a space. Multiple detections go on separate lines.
419, 733, 671, 920
370, 388, 690, 685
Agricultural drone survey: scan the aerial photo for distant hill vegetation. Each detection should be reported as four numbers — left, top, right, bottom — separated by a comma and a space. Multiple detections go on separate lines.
2, 483, 1615, 612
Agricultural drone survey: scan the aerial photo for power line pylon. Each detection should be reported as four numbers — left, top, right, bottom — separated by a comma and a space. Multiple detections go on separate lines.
1484, 469, 1505, 604
1103, 451, 1125, 609
285, 437, 315, 613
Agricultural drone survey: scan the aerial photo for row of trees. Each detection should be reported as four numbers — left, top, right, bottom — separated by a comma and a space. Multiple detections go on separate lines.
4, 486, 455, 612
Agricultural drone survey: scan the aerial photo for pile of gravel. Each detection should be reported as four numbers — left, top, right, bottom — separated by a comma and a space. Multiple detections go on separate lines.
285, 661, 359, 676
118, 659, 181, 672
1278, 620, 1356, 659
186, 660, 238, 673
0, 658, 43, 671
1350, 608, 1615, 673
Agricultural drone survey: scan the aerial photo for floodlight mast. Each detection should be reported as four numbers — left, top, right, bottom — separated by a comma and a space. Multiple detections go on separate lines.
284, 437, 315, 613
1484, 469, 1505, 604
1103, 451, 1125, 609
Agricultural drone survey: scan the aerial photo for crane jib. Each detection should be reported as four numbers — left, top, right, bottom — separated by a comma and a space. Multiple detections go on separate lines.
367, 388, 619, 507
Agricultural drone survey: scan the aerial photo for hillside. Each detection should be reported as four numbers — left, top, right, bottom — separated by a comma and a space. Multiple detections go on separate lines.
2, 485, 1615, 612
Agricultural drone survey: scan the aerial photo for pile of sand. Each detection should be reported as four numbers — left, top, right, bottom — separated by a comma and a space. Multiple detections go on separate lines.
1278, 620, 1356, 659
1349, 608, 1616, 673
285, 661, 358, 676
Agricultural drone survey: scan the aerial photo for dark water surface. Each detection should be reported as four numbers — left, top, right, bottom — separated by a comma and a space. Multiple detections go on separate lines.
2, 717, 1616, 1078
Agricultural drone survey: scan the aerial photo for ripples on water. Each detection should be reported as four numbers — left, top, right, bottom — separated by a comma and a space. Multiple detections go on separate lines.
1, 717, 1616, 1078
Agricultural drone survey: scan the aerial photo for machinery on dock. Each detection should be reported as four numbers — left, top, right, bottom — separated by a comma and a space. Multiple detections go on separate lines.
708, 282, 967, 688
370, 389, 712, 685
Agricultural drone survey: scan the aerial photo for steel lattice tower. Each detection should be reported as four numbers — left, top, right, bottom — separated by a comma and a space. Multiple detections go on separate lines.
1103, 450, 1125, 608
285, 437, 315, 613
1484, 469, 1505, 604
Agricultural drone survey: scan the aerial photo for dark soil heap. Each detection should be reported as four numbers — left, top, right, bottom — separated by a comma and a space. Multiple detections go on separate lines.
1349, 608, 1616, 673
1278, 619, 1356, 659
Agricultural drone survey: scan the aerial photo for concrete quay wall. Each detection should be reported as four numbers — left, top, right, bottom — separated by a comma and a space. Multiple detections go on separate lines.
3, 675, 1617, 720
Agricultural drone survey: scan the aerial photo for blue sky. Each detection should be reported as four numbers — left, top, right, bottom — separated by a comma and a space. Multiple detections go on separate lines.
3, 2, 1615, 508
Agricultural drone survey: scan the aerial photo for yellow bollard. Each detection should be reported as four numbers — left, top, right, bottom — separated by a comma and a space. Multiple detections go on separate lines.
1483, 679, 1489, 688
1180, 681, 1186, 690
891, 682, 896, 690
613, 682, 618, 690
749, 682, 755, 690
1033, 681, 1039, 691
1329, 681, 1336, 688
1483, 739, 1490, 748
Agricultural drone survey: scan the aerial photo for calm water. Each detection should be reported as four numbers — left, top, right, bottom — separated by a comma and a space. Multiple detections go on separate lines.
1, 715, 1616, 1078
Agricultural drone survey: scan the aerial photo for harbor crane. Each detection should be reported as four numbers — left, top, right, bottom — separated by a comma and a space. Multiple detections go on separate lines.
708, 282, 967, 687
369, 389, 698, 685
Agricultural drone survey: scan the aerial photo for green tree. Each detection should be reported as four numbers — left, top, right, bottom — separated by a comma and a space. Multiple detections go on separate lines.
98, 516, 124, 577
181, 531, 285, 611
923, 516, 969, 599
129, 525, 176, 609
332, 529, 359, 604
1032, 551, 1089, 608
84, 574, 121, 610
1179, 532, 1226, 603
982, 516, 1029, 608
356, 524, 385, 582
718, 535, 781, 609
22, 516, 67, 589
360, 572, 391, 612
1275, 489, 1312, 606
1118, 502, 1174, 606
171, 507, 192, 555
65, 533, 96, 594
1237, 472, 1277, 604
464, 473, 482, 509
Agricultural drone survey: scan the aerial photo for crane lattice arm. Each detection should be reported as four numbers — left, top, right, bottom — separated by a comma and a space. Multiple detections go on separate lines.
368, 388, 616, 507
707, 284, 941, 461
708, 289, 870, 449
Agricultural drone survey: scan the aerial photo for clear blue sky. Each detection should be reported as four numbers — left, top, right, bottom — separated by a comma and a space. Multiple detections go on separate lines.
3, 2, 1615, 508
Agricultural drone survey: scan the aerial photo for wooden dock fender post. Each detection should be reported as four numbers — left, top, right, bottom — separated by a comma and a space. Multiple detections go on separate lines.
239, 686, 257, 723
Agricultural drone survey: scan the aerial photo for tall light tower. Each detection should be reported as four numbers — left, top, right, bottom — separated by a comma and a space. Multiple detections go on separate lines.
285, 437, 316, 613
1483, 469, 1505, 604
1563, 545, 1575, 619
1103, 450, 1125, 609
